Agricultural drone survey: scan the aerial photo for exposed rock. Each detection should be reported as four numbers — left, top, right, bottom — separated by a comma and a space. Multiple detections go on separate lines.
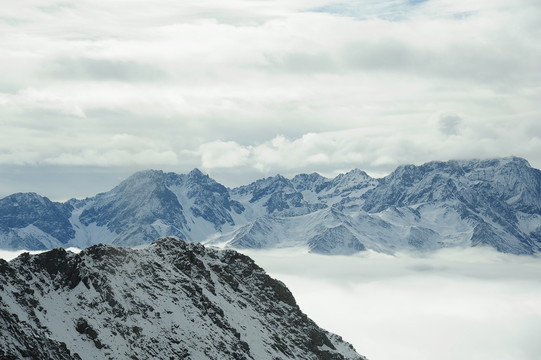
0, 237, 365, 360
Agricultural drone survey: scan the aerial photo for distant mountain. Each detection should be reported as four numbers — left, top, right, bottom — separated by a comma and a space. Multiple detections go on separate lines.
214, 207, 369, 255
71, 168, 244, 247
0, 192, 74, 250
1, 157, 540, 255
359, 157, 541, 254
0, 237, 364, 360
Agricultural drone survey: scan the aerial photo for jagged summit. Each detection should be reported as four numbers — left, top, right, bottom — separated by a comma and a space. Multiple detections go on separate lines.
386, 157, 532, 182
0, 237, 365, 360
1, 157, 540, 255
187, 167, 206, 178
117, 168, 212, 187
464, 156, 531, 168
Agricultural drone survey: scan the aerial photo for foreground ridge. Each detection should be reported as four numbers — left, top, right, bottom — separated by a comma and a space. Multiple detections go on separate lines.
0, 237, 365, 360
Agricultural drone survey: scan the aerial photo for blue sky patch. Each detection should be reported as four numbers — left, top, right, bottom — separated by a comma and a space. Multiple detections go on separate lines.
307, 0, 428, 21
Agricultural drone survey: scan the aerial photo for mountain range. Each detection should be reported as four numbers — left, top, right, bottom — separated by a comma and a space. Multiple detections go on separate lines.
1, 157, 540, 255
0, 236, 365, 359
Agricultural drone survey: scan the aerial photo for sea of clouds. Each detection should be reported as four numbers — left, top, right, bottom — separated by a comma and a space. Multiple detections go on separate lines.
2, 245, 540, 360
243, 247, 541, 360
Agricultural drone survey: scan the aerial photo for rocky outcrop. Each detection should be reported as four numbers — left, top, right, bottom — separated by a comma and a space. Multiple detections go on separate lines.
0, 237, 365, 360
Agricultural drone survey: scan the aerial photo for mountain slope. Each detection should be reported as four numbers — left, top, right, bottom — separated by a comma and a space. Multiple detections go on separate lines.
71, 169, 246, 247
0, 193, 74, 250
211, 207, 371, 255
0, 157, 540, 255
359, 157, 541, 254
0, 237, 365, 360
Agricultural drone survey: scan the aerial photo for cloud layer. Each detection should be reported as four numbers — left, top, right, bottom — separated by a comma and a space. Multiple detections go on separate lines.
3, 245, 539, 360
243, 247, 541, 360
1, 0, 540, 198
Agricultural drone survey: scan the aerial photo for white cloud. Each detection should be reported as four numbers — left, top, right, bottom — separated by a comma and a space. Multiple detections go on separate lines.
195, 116, 541, 179
0, 0, 540, 195
1, 87, 87, 117
199, 140, 252, 168
2, 240, 539, 360
242, 247, 541, 360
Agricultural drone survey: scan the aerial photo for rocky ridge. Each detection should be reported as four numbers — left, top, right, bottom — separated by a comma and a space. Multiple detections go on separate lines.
0, 237, 364, 360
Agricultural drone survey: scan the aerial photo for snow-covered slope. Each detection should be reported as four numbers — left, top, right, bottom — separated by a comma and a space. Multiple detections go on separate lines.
210, 207, 371, 255
71, 169, 246, 247
359, 157, 541, 254
219, 157, 541, 255
0, 193, 74, 250
1, 157, 540, 255
230, 174, 325, 218
0, 237, 365, 360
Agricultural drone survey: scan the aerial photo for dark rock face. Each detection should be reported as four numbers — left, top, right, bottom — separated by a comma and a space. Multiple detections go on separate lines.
0, 307, 81, 360
0, 193, 75, 249
233, 175, 308, 214
184, 168, 245, 229
0, 237, 365, 360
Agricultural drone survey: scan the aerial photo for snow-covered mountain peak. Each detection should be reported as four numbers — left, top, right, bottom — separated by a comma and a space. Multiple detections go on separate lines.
186, 168, 212, 183
341, 168, 372, 179
0, 193, 66, 215
1, 157, 540, 255
385, 160, 462, 185
120, 169, 167, 186
329, 168, 376, 190
184, 169, 228, 194
463, 156, 531, 169
291, 172, 328, 191
376, 157, 540, 208
234, 174, 293, 196
3, 192, 46, 202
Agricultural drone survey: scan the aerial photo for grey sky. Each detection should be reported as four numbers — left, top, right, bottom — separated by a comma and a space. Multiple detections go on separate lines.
1, 0, 541, 200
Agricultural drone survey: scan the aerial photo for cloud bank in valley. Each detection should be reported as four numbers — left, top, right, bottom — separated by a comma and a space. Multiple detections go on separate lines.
2, 245, 539, 360
243, 247, 541, 360
1, 0, 541, 199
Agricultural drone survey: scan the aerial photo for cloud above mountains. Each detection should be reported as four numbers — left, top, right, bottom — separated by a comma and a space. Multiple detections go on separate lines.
1, 0, 540, 198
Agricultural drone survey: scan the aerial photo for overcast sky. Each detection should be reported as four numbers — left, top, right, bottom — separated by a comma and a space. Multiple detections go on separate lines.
1, 0, 541, 200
